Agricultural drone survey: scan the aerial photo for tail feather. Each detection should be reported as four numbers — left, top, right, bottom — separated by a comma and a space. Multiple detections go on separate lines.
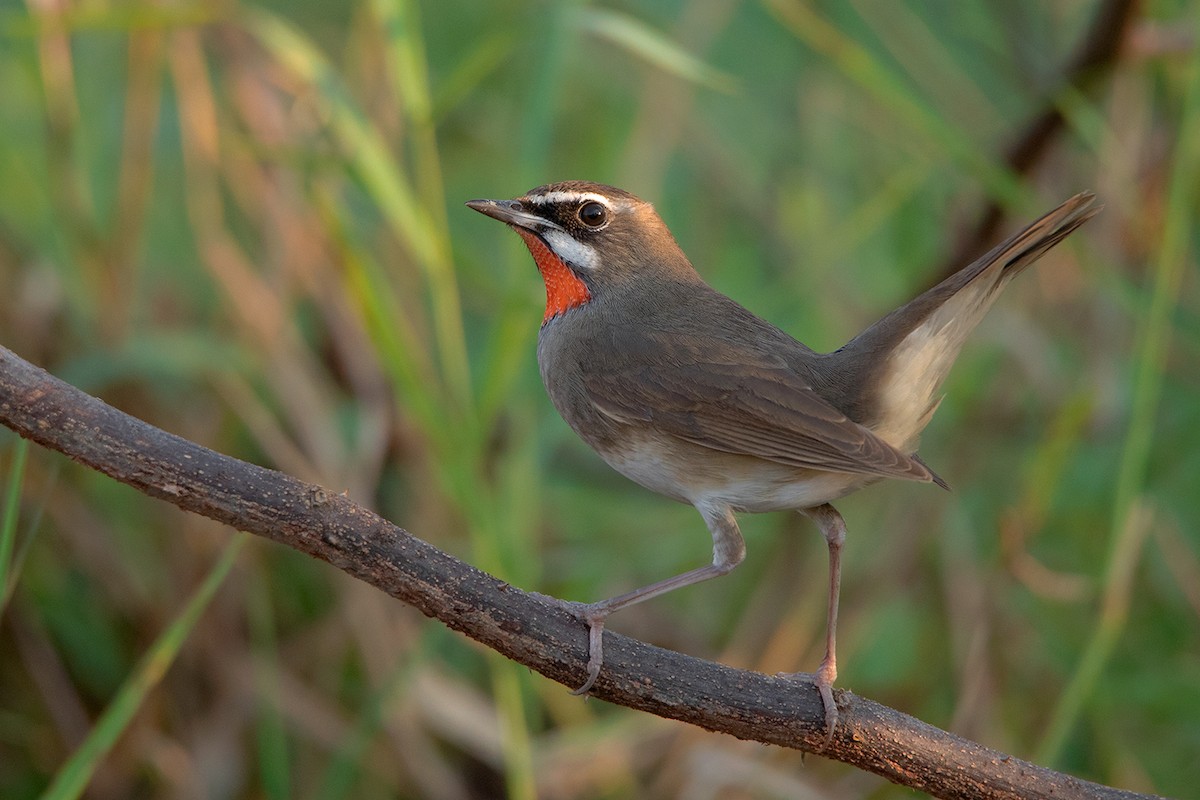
828, 193, 1100, 453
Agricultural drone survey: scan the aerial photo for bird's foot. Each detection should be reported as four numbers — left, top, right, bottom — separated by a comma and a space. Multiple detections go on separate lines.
777, 657, 839, 748
551, 599, 610, 695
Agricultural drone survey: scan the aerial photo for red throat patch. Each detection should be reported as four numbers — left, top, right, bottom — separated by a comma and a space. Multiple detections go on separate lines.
513, 227, 592, 323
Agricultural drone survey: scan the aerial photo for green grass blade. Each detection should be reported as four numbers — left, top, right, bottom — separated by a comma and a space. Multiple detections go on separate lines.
314, 637, 424, 800
488, 652, 536, 800
429, 31, 516, 122
517, 0, 579, 176
1036, 35, 1200, 765
763, 0, 1025, 205
39, 535, 246, 800
242, 7, 472, 408
0, 437, 29, 611
371, 0, 448, 232
249, 575, 290, 800
574, 8, 737, 93
313, 184, 448, 447
247, 10, 537, 794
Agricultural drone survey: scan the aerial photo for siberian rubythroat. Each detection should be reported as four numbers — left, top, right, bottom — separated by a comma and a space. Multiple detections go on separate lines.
468, 182, 1097, 737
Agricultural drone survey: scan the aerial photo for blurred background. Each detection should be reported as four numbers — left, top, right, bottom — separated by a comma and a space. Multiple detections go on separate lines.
0, 0, 1197, 797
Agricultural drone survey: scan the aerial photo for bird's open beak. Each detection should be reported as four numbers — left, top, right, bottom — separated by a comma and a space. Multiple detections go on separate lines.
466, 198, 562, 233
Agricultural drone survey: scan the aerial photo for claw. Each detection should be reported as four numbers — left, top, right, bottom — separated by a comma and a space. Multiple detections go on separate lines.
813, 655, 839, 747
815, 678, 838, 748
555, 600, 609, 695
570, 610, 606, 694
778, 657, 839, 748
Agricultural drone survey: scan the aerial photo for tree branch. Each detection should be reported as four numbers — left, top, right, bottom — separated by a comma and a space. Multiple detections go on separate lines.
0, 344, 1162, 800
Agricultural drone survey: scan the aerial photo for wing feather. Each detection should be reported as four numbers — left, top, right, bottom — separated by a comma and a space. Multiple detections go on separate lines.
581, 333, 937, 483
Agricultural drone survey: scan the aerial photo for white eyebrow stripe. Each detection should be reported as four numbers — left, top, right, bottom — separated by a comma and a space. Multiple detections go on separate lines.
526, 191, 611, 207
542, 230, 600, 271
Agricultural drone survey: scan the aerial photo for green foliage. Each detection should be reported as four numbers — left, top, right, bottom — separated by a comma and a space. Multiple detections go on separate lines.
1, 0, 1197, 797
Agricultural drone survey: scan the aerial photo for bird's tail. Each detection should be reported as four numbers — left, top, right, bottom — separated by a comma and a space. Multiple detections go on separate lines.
830, 193, 1100, 454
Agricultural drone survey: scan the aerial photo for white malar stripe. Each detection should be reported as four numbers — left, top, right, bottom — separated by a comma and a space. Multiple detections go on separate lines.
542, 229, 600, 271
526, 191, 612, 208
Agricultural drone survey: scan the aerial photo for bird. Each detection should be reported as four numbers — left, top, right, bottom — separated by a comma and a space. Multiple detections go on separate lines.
466, 181, 1098, 741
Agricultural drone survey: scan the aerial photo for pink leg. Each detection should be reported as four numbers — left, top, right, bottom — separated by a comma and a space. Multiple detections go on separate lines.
564, 502, 745, 695
790, 503, 845, 746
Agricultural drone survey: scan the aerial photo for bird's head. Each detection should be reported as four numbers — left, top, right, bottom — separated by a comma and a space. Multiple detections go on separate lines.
467, 181, 693, 323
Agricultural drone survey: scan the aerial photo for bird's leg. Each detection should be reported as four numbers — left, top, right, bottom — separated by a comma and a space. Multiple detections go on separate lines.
563, 563, 729, 696
788, 503, 846, 746
563, 502, 745, 695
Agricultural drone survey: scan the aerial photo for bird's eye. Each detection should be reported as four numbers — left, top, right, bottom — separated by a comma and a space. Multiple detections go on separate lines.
577, 201, 608, 228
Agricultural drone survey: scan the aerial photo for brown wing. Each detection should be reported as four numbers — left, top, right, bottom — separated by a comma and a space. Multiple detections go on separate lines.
581, 331, 939, 484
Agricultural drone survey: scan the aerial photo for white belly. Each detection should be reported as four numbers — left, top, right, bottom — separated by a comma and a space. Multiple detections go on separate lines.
599, 433, 876, 513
